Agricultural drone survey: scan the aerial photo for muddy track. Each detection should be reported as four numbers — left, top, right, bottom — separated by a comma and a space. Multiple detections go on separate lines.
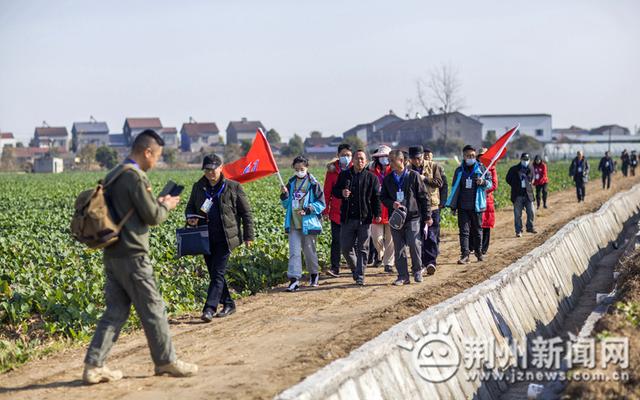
2, 175, 639, 400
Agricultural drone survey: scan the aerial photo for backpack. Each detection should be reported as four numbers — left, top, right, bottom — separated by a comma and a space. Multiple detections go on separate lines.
388, 206, 407, 230
70, 165, 136, 249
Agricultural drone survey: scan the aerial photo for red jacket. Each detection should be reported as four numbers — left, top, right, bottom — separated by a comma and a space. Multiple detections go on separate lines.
323, 159, 348, 225
369, 163, 391, 224
482, 166, 498, 229
533, 162, 548, 186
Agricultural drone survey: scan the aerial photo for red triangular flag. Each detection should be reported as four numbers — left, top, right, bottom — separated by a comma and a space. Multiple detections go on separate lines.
222, 129, 279, 184
479, 124, 519, 168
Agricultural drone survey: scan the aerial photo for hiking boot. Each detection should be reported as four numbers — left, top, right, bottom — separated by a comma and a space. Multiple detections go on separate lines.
384, 265, 393, 273
414, 272, 423, 283
83, 364, 123, 385
200, 308, 215, 323
154, 360, 198, 377
458, 255, 470, 264
309, 273, 320, 287
286, 278, 300, 292
393, 278, 410, 286
425, 264, 436, 275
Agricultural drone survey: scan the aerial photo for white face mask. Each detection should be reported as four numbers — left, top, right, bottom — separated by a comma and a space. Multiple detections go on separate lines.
378, 157, 389, 166
465, 158, 476, 166
295, 170, 307, 179
339, 156, 351, 168
521, 160, 530, 168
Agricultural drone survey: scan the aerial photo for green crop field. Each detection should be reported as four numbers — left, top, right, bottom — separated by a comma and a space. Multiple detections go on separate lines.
0, 160, 587, 370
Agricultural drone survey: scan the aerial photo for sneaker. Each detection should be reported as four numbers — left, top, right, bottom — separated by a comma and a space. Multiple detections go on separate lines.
154, 360, 198, 377
286, 278, 300, 292
384, 265, 393, 273
326, 268, 339, 278
543, 204, 548, 209
310, 273, 319, 287
200, 308, 215, 323
516, 232, 522, 238
414, 272, 423, 283
373, 259, 383, 268
457, 255, 470, 265
356, 277, 365, 286
393, 278, 410, 286
83, 364, 123, 385
475, 252, 484, 262
426, 264, 436, 275
527, 228, 538, 234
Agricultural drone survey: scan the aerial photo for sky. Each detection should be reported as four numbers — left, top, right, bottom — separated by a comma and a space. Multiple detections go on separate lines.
0, 0, 639, 144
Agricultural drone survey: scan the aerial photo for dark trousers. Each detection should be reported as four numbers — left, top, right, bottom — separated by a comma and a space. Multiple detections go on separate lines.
575, 178, 586, 201
422, 209, 440, 267
458, 209, 482, 257
602, 173, 611, 189
391, 219, 422, 280
535, 183, 548, 208
203, 241, 233, 312
330, 221, 342, 269
340, 219, 371, 280
482, 228, 491, 254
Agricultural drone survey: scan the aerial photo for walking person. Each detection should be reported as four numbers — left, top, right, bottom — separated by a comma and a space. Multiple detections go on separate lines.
569, 150, 590, 202
445, 145, 493, 264
478, 148, 498, 254
279, 156, 325, 292
322, 144, 353, 277
185, 154, 255, 322
408, 146, 443, 275
381, 150, 432, 285
332, 149, 382, 285
598, 151, 615, 190
631, 150, 638, 176
369, 145, 395, 273
532, 155, 549, 209
621, 149, 630, 177
83, 130, 197, 384
506, 153, 537, 237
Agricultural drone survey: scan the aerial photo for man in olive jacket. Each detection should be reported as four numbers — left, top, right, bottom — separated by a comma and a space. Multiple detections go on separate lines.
83, 130, 197, 384
186, 154, 254, 322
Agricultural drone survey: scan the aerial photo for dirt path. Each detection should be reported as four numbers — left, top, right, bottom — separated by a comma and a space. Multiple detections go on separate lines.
2, 174, 640, 400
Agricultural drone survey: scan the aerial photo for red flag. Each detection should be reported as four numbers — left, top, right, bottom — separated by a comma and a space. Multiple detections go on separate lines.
479, 124, 519, 169
222, 129, 280, 184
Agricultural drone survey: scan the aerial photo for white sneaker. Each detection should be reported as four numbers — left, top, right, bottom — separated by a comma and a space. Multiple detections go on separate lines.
309, 273, 319, 287
287, 278, 300, 292
83, 364, 123, 384
154, 359, 198, 377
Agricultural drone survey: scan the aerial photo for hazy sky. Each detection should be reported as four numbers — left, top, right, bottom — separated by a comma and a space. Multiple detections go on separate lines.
1, 0, 638, 143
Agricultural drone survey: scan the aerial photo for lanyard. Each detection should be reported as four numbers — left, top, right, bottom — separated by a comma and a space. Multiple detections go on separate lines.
294, 176, 308, 195
393, 169, 407, 191
462, 164, 475, 180
205, 182, 226, 200
124, 158, 140, 170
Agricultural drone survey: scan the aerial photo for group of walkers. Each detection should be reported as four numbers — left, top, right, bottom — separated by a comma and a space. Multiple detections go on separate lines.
82, 128, 638, 385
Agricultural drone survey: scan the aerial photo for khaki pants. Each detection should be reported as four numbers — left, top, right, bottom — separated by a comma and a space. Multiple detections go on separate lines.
84, 255, 176, 367
371, 223, 395, 266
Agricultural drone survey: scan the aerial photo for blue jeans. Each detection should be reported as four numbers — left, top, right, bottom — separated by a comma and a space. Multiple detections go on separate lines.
513, 196, 535, 234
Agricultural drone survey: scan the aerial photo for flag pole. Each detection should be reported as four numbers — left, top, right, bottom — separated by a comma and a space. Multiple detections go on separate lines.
258, 128, 286, 188
480, 123, 519, 179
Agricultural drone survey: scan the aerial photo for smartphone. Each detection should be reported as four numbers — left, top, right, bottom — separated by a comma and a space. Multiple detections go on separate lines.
159, 180, 184, 197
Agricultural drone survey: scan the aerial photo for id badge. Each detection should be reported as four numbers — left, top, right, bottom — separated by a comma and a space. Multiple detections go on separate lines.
396, 191, 404, 202
605, 162, 609, 168
521, 179, 526, 188
578, 167, 582, 173
535, 173, 540, 180
465, 178, 472, 189
200, 198, 213, 213
292, 199, 300, 209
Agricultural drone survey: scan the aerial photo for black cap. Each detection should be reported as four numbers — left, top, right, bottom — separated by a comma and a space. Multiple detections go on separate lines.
521, 153, 530, 161
408, 146, 424, 158
202, 153, 223, 170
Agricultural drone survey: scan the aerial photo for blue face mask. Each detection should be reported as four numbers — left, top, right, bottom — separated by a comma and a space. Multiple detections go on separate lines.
378, 157, 389, 166
465, 158, 476, 166
339, 156, 351, 168
521, 160, 530, 168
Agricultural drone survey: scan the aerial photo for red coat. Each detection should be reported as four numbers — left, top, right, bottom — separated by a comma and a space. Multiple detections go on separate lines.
482, 166, 498, 229
370, 163, 391, 224
323, 160, 345, 225
533, 162, 548, 186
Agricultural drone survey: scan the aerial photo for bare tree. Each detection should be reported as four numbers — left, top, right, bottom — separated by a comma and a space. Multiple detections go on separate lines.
416, 63, 465, 147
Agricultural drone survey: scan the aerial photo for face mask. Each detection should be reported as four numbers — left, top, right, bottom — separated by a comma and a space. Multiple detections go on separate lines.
379, 157, 389, 166
465, 158, 476, 166
295, 170, 307, 179
521, 160, 530, 168
339, 156, 351, 168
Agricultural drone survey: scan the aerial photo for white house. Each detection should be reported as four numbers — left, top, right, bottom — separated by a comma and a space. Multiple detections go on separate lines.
0, 132, 16, 154
34, 125, 69, 150
472, 114, 553, 142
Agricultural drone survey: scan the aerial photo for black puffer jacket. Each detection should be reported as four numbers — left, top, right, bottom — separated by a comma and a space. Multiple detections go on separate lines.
185, 175, 255, 251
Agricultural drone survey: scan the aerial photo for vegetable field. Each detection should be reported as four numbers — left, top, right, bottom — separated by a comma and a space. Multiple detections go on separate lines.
0, 160, 585, 370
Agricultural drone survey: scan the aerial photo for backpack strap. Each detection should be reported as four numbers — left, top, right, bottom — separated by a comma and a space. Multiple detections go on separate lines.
103, 164, 137, 227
